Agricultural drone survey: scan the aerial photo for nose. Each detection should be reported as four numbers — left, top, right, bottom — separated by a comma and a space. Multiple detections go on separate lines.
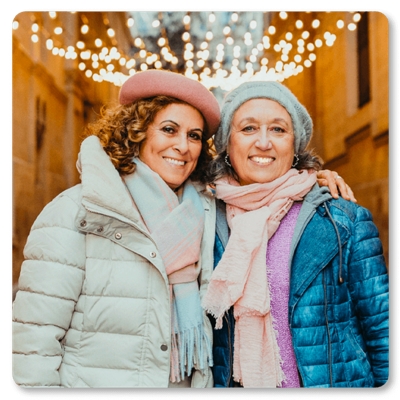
173, 132, 189, 154
255, 127, 272, 150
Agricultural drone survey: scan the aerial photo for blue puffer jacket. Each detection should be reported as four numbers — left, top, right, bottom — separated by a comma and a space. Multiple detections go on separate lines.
211, 185, 389, 388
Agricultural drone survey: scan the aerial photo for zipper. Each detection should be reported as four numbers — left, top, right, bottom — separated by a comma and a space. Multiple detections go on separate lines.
323, 269, 333, 386
324, 202, 344, 284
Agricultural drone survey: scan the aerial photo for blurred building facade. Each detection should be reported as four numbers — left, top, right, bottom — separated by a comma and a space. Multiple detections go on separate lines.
12, 11, 389, 290
283, 12, 389, 268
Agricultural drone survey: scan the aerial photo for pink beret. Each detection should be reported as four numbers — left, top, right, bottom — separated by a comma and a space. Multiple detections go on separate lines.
119, 70, 220, 139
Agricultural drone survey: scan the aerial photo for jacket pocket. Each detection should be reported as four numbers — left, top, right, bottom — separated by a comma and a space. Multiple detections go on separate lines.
343, 325, 374, 386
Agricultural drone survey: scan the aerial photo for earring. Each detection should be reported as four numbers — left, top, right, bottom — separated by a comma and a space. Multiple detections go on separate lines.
292, 154, 299, 168
224, 154, 232, 167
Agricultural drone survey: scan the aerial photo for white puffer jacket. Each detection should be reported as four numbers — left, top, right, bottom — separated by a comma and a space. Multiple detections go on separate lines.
12, 136, 216, 388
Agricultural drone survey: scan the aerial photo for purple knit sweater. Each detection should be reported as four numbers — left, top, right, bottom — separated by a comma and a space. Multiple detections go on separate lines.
266, 202, 302, 388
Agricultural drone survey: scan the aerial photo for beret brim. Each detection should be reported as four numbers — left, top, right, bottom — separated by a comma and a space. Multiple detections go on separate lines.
119, 70, 220, 139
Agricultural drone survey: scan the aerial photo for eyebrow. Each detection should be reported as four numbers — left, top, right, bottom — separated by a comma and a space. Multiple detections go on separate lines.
236, 116, 291, 127
271, 117, 291, 127
160, 120, 204, 133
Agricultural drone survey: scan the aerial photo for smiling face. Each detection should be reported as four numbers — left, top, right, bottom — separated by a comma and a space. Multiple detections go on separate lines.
228, 98, 295, 186
139, 103, 204, 190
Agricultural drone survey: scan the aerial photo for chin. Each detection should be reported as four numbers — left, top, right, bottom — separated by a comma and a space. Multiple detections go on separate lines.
249, 174, 276, 184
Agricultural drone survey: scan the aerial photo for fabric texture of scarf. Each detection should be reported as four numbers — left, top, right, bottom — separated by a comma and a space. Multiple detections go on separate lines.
124, 158, 213, 383
202, 168, 317, 387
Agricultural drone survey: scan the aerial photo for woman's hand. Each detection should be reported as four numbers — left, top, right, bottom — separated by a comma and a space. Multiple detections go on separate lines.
317, 170, 357, 203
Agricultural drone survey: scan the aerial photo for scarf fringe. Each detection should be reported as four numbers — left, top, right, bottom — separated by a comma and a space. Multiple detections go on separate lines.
169, 324, 213, 383
202, 307, 226, 330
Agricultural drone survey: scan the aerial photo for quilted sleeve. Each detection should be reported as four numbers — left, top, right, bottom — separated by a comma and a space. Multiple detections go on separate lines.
12, 190, 86, 387
347, 205, 389, 387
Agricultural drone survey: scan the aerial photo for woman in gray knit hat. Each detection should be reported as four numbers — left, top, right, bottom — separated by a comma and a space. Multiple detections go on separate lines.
202, 81, 389, 388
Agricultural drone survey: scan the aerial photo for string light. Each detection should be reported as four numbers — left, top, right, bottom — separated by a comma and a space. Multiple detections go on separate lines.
348, 23, 357, 31
312, 19, 320, 28
15, 11, 362, 90
337, 20, 345, 29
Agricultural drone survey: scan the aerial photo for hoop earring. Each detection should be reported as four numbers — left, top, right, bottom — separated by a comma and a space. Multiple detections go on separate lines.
224, 154, 232, 167
292, 154, 299, 168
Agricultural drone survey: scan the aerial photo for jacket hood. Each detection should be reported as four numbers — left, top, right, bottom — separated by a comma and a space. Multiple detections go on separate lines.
76, 136, 139, 224
303, 182, 332, 207
76, 135, 209, 224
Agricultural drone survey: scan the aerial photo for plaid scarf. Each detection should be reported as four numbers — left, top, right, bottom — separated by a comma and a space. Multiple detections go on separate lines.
124, 158, 213, 383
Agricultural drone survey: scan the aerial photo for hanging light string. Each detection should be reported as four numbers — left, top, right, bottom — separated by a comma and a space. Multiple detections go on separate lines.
12, 11, 362, 90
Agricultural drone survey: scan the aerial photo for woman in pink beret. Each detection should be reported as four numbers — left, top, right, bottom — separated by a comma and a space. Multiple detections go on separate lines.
12, 70, 221, 388
12, 69, 353, 388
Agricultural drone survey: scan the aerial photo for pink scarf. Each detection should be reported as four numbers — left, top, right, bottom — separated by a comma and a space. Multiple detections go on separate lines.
202, 169, 317, 387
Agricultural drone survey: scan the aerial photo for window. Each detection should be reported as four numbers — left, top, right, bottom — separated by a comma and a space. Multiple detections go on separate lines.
357, 12, 371, 108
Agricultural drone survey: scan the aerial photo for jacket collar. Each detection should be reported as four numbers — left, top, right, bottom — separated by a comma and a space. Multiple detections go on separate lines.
77, 136, 208, 225
288, 184, 332, 261
215, 199, 229, 248
77, 135, 141, 225
289, 191, 351, 314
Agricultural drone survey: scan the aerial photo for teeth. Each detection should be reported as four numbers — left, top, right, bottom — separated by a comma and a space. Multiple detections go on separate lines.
251, 156, 273, 164
164, 157, 185, 166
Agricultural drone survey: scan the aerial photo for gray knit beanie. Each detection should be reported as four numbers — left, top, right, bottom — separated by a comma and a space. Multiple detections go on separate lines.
214, 81, 313, 155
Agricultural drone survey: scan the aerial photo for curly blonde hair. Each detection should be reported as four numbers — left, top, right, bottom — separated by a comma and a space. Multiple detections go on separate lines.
83, 95, 214, 183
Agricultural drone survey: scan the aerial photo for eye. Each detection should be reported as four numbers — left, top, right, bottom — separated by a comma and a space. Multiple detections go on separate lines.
162, 125, 176, 134
270, 126, 286, 135
188, 132, 202, 141
242, 125, 257, 133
